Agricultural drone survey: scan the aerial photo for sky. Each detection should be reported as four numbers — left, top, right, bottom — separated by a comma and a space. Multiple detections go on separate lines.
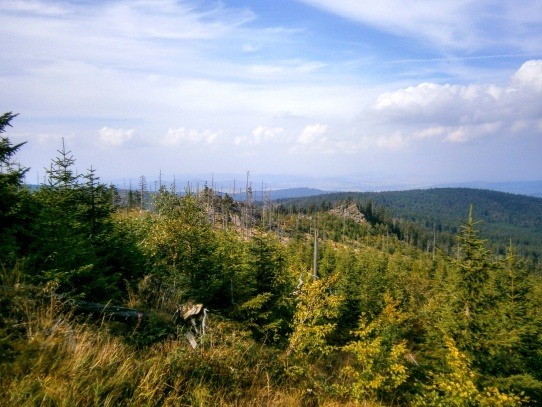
2, 0, 542, 190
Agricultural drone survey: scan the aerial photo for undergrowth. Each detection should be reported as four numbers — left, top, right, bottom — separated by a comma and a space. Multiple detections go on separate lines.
0, 278, 351, 406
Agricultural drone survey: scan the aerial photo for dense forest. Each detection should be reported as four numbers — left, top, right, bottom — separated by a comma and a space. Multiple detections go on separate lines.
275, 189, 542, 270
2, 111, 542, 406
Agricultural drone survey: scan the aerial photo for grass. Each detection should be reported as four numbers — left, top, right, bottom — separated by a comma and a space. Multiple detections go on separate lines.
0, 278, 353, 406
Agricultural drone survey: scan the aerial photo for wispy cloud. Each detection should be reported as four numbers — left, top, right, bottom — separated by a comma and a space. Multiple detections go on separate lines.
1, 0, 72, 16
297, 0, 542, 53
248, 60, 326, 77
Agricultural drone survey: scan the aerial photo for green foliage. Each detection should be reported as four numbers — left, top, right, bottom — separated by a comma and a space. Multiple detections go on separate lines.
137, 191, 233, 309
439, 206, 499, 357
27, 147, 123, 299
284, 272, 342, 365
240, 231, 294, 343
280, 188, 542, 265
413, 336, 527, 407
3, 117, 542, 405
0, 133, 144, 301
335, 293, 410, 404
0, 112, 28, 186
0, 112, 31, 261
427, 206, 542, 400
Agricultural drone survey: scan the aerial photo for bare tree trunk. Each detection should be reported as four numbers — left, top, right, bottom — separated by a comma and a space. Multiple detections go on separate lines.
313, 229, 318, 281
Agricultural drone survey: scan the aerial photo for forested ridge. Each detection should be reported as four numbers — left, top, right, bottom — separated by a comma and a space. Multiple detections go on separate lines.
276, 189, 542, 269
2, 112, 542, 406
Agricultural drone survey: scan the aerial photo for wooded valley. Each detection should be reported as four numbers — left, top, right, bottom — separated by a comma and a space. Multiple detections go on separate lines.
2, 111, 542, 406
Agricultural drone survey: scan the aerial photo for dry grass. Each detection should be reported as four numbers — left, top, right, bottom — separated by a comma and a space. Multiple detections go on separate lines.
0, 285, 357, 407
0, 263, 375, 406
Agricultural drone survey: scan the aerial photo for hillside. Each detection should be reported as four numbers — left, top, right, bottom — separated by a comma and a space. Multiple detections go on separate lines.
432, 180, 542, 198
276, 188, 542, 263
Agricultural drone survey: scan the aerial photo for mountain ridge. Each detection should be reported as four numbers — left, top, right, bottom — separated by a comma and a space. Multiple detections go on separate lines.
274, 187, 542, 263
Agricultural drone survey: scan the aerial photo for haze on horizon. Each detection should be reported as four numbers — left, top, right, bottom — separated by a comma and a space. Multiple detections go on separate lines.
2, 0, 542, 189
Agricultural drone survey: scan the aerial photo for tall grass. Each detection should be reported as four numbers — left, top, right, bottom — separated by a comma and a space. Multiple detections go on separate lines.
0, 278, 342, 406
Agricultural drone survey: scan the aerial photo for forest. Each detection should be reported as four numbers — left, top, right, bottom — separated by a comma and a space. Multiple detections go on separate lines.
2, 111, 542, 406
276, 189, 542, 270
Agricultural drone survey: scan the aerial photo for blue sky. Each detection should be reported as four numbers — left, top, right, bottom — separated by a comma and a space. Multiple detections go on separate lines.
2, 0, 542, 190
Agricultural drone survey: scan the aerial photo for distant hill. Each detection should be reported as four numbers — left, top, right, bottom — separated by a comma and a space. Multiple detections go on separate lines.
231, 187, 331, 201
276, 187, 542, 262
432, 180, 542, 198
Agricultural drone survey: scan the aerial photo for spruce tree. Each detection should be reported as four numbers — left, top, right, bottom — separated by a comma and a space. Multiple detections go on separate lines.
28, 142, 125, 299
440, 206, 499, 361
0, 112, 31, 260
432, 206, 542, 399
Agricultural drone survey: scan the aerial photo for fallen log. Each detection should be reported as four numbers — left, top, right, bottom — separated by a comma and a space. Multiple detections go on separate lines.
1, 285, 148, 324
2, 285, 207, 346
71, 300, 146, 323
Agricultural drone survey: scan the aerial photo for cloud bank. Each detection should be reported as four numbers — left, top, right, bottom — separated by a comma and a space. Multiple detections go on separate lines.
363, 60, 542, 148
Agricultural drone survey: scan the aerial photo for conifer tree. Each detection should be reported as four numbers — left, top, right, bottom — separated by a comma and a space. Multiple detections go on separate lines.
31, 140, 87, 273
28, 142, 126, 299
439, 206, 499, 361
484, 244, 542, 399
0, 112, 31, 259
0, 112, 28, 186
233, 230, 294, 343
429, 206, 542, 399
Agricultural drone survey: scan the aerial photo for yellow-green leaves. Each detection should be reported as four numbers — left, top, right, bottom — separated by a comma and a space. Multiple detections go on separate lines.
285, 272, 342, 360
336, 293, 409, 403
414, 336, 527, 407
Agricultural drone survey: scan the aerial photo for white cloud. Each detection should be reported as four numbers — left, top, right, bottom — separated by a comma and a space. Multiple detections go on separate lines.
99, 127, 134, 146
164, 128, 220, 146
99, 1, 255, 41
375, 131, 406, 149
366, 60, 542, 144
373, 82, 501, 124
512, 60, 542, 91
252, 126, 284, 143
413, 126, 446, 139
445, 127, 468, 143
444, 123, 501, 143
297, 124, 328, 145
234, 126, 284, 146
